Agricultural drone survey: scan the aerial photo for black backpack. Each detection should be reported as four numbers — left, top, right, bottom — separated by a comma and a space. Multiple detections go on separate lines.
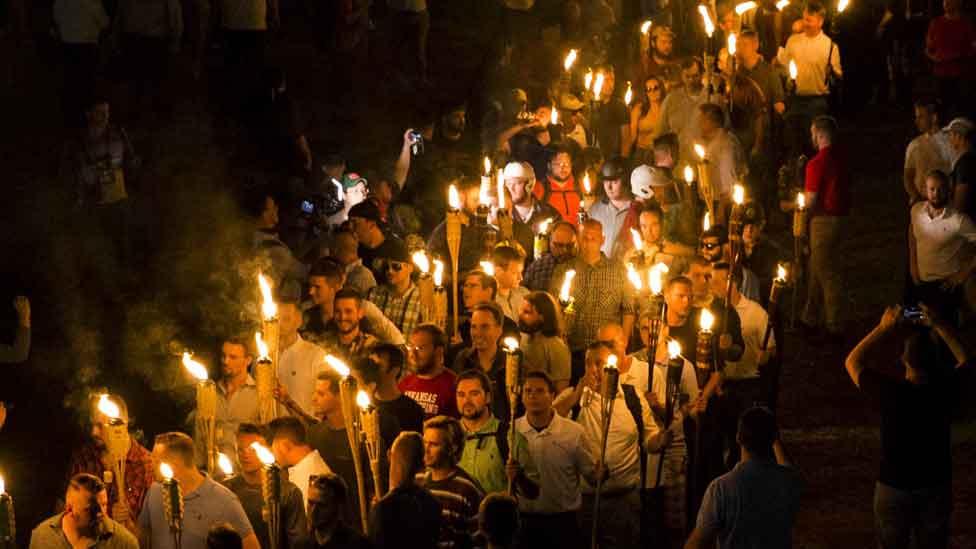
572, 384, 647, 489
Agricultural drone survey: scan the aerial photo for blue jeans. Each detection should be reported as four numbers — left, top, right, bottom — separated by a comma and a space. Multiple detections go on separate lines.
874, 481, 951, 549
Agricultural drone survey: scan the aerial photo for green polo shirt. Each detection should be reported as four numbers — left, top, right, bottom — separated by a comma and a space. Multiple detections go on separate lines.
29, 514, 138, 549
459, 415, 539, 495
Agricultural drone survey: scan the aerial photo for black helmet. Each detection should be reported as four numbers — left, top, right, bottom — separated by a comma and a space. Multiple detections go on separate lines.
600, 156, 627, 180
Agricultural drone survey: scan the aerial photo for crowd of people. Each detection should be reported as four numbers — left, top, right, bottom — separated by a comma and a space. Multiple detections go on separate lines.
2, 0, 975, 547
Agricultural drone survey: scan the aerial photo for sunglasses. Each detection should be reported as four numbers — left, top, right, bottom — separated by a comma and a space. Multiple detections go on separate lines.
646, 86, 661, 92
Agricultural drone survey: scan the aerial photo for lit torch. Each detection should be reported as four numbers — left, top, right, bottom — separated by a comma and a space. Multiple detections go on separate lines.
793, 191, 807, 238
357, 391, 384, 501
563, 49, 578, 72
254, 332, 277, 424
413, 251, 435, 323
502, 336, 523, 494
160, 462, 183, 546
217, 453, 234, 477
729, 184, 746, 245
591, 353, 620, 549
624, 81, 633, 106
593, 72, 605, 102
558, 269, 576, 312
534, 218, 553, 260
699, 5, 715, 38
496, 168, 513, 241
326, 355, 369, 532
735, 1, 757, 14
257, 273, 280, 419
696, 309, 715, 388
183, 352, 217, 475
251, 441, 282, 549
446, 185, 463, 339
432, 259, 448, 330
584, 68, 593, 92
762, 264, 788, 351
788, 60, 798, 96
580, 172, 595, 224
97, 394, 130, 513
694, 143, 715, 222
626, 262, 643, 292
630, 228, 645, 266
0, 475, 14, 547
646, 263, 669, 363
776, 0, 790, 9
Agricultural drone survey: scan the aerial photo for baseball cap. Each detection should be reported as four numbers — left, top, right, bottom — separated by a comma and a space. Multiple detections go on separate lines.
943, 117, 974, 135
342, 172, 367, 189
559, 93, 585, 112
601, 157, 627, 180
347, 200, 382, 224
378, 238, 410, 264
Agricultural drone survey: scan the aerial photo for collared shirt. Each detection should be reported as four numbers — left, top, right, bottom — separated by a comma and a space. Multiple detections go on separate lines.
911, 202, 976, 281
30, 514, 138, 549
345, 260, 378, 297
658, 87, 708, 155
703, 129, 746, 199
521, 332, 572, 385
805, 145, 851, 217
516, 413, 593, 514
777, 31, 842, 96
696, 459, 803, 548
556, 384, 660, 494
67, 440, 155, 519
723, 297, 773, 380
459, 415, 538, 495
452, 346, 511, 420
550, 256, 636, 351
523, 252, 571, 292
195, 376, 260, 467
138, 474, 254, 549
222, 475, 307, 548
368, 283, 423, 338
495, 286, 529, 321
289, 449, 333, 509
53, 0, 108, 43
588, 200, 633, 257
905, 132, 953, 199
278, 335, 327, 415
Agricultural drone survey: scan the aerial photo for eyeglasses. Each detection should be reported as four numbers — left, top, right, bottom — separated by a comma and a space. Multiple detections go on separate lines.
646, 86, 661, 92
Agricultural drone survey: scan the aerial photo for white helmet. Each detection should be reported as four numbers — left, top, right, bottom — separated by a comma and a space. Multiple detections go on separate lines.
503, 161, 536, 193
630, 165, 655, 200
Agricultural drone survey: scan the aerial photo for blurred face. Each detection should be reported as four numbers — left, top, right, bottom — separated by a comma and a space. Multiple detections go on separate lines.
580, 223, 604, 257
653, 34, 674, 57
602, 72, 616, 96
639, 211, 663, 243
423, 428, 451, 469
522, 377, 553, 414
457, 378, 489, 420
333, 297, 363, 334
738, 36, 759, 59
221, 342, 250, 379
688, 263, 712, 300
308, 276, 340, 307
348, 216, 373, 241
505, 176, 532, 205
914, 106, 935, 134
386, 260, 414, 287
700, 236, 723, 262
469, 310, 501, 351
710, 268, 729, 298
311, 379, 340, 417
603, 177, 625, 200
596, 324, 626, 356
666, 281, 693, 319
462, 275, 493, 308
638, 316, 652, 348
236, 432, 265, 474
926, 176, 951, 208
803, 11, 824, 35
279, 303, 304, 337
682, 64, 703, 91
444, 110, 467, 134
518, 300, 544, 333
308, 483, 341, 533
699, 113, 720, 137
742, 223, 759, 247
550, 226, 577, 260
65, 486, 99, 531
585, 347, 612, 385
645, 78, 664, 102
408, 330, 440, 375
534, 106, 552, 126
495, 261, 523, 291
550, 153, 572, 181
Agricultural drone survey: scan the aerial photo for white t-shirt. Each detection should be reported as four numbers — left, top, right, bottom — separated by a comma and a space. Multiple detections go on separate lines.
278, 335, 327, 415
911, 203, 976, 281
723, 297, 773, 380
904, 132, 953, 198
777, 31, 842, 96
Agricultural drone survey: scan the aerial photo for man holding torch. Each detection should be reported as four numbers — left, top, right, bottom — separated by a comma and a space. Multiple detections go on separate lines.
138, 432, 257, 549
196, 336, 260, 470
30, 473, 138, 549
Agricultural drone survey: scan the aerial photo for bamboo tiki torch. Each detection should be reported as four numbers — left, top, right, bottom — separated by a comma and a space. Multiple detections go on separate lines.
496, 168, 513, 242
591, 354, 620, 549
558, 269, 577, 315
579, 173, 594, 225
534, 218, 553, 261
476, 176, 496, 256
98, 394, 130, 515
258, 273, 280, 418
762, 265, 788, 351
695, 309, 715, 389
160, 463, 183, 549
432, 260, 448, 331
251, 442, 281, 549
446, 185, 463, 340
694, 144, 715, 223
647, 263, 669, 363
791, 192, 808, 330
683, 165, 699, 224
724, 185, 746, 329
502, 337, 523, 495
254, 332, 276, 424
655, 340, 684, 487
0, 476, 14, 549
630, 228, 646, 268
357, 391, 385, 501
413, 251, 435, 323
183, 353, 217, 475
326, 355, 369, 532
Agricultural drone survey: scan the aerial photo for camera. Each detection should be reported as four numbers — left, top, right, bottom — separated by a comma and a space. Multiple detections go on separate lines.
301, 200, 316, 215
902, 306, 925, 323
409, 131, 424, 156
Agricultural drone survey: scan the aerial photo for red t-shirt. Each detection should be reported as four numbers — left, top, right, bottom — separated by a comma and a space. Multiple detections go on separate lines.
534, 175, 582, 224
926, 16, 976, 78
398, 369, 459, 418
805, 145, 851, 217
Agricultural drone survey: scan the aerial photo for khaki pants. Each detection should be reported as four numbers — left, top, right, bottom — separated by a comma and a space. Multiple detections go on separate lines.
803, 215, 845, 332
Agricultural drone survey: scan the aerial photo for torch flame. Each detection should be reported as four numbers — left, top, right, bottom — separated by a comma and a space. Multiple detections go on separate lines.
683, 165, 694, 184
703, 211, 711, 232
484, 156, 491, 176
559, 270, 576, 302
97, 394, 121, 420
776, 0, 789, 8
325, 355, 350, 378
630, 228, 644, 251
479, 261, 495, 277
624, 81, 633, 106
412, 251, 431, 274
668, 339, 682, 359
503, 336, 520, 352
182, 352, 209, 381
218, 453, 234, 476
640, 20, 652, 34
700, 309, 715, 331
694, 143, 706, 160
563, 49, 578, 72
606, 354, 618, 368
788, 60, 798, 80
479, 179, 491, 206
733, 184, 745, 205
160, 462, 174, 480
433, 259, 445, 286
584, 69, 593, 91
0, 475, 4, 494
250, 442, 275, 465
258, 273, 277, 320
448, 185, 461, 210
593, 72, 605, 101
735, 1, 758, 14
537, 218, 553, 234
728, 33, 737, 56
776, 264, 788, 281
356, 390, 371, 409
649, 263, 668, 295
582, 173, 592, 194
497, 168, 506, 209
699, 5, 715, 37
255, 332, 269, 359
626, 263, 643, 290
796, 192, 806, 209
550, 106, 558, 126
837, 0, 849, 13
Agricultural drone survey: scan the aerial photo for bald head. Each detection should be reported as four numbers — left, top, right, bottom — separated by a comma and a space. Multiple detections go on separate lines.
597, 323, 626, 356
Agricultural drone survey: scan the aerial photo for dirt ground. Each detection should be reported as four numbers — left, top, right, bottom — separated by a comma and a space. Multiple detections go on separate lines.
0, 2, 974, 547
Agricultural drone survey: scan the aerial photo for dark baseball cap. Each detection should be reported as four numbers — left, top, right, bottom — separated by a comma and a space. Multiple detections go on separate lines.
347, 200, 382, 224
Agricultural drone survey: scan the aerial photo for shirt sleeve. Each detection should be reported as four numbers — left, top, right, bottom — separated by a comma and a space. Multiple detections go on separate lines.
284, 484, 309, 547
695, 479, 723, 537
363, 299, 406, 344
223, 493, 256, 537
830, 39, 842, 77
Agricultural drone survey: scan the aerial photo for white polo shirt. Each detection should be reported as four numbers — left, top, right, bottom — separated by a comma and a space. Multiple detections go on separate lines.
911, 203, 976, 282
723, 297, 774, 381
279, 335, 327, 415
516, 413, 593, 514
288, 449, 332, 510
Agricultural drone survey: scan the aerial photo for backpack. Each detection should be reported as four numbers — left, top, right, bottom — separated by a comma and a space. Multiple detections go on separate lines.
464, 419, 510, 463
571, 384, 646, 489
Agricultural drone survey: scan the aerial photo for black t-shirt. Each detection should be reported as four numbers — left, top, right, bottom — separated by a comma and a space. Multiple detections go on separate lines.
223, 475, 308, 548
858, 367, 971, 489
308, 423, 365, 532
953, 150, 976, 219
667, 303, 746, 366
375, 394, 426, 436
369, 484, 442, 549
593, 98, 629, 156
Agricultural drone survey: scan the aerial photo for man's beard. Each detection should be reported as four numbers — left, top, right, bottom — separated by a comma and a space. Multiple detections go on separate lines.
518, 319, 542, 334
337, 320, 357, 335
461, 404, 485, 420
653, 48, 673, 62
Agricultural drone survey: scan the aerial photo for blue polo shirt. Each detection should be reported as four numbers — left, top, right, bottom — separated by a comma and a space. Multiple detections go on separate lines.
137, 474, 253, 549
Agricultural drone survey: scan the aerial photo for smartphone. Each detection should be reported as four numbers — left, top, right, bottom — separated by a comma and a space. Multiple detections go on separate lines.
902, 306, 924, 322
409, 131, 424, 156
301, 200, 315, 214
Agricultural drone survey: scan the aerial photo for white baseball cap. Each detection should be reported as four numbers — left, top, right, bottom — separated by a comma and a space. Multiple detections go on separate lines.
503, 161, 536, 192
630, 165, 655, 200
944, 117, 974, 135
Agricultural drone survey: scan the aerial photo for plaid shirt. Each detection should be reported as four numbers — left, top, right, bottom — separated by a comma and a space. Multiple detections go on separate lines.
67, 439, 154, 517
523, 252, 573, 292
550, 255, 636, 351
367, 283, 423, 338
